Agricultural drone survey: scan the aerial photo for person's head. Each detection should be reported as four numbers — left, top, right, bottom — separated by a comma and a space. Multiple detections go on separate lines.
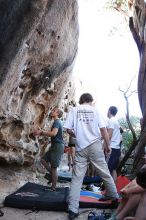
136, 165, 146, 189
107, 106, 118, 118
50, 107, 63, 119
79, 93, 93, 105
120, 127, 124, 134
140, 117, 143, 128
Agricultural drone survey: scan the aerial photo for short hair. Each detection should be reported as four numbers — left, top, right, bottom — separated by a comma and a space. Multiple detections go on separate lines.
53, 107, 63, 118
109, 106, 118, 116
136, 165, 146, 189
79, 93, 93, 104
57, 109, 63, 118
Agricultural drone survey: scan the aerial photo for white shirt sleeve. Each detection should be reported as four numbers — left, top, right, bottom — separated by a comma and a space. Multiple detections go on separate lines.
107, 118, 114, 129
96, 110, 107, 128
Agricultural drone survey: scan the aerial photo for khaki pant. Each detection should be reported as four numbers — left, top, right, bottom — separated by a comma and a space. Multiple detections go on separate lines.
68, 140, 118, 213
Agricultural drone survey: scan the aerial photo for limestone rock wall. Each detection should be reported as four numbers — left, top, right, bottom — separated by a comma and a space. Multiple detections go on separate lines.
0, 0, 79, 166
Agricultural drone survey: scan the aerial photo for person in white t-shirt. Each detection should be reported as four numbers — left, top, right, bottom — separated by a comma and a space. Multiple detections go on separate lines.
63, 93, 119, 220
107, 106, 121, 184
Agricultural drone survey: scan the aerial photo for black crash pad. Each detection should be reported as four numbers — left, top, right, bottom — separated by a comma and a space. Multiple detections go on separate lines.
4, 182, 69, 211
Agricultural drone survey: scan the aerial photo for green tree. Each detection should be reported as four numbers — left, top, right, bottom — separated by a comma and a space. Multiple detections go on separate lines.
117, 77, 141, 173
118, 116, 141, 175
119, 116, 141, 151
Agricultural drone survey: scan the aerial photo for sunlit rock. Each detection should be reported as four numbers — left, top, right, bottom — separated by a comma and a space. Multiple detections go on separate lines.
0, 0, 78, 168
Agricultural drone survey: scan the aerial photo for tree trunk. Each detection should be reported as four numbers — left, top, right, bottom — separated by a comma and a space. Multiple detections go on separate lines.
129, 0, 146, 172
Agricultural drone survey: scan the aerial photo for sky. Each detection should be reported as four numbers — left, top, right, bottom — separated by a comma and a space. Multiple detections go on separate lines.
73, 0, 142, 119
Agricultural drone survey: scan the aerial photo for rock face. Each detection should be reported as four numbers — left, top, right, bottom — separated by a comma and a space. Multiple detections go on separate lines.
0, 0, 78, 167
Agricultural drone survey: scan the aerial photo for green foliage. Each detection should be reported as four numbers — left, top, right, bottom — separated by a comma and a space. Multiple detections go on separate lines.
118, 116, 141, 151
105, 0, 127, 9
103, 0, 129, 36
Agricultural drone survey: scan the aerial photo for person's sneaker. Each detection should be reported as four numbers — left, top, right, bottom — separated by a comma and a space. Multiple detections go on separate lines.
68, 210, 79, 220
103, 212, 112, 219
88, 211, 109, 220
88, 211, 98, 220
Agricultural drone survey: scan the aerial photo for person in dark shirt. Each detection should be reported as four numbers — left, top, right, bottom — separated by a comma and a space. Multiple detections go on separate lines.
67, 136, 76, 171
33, 107, 64, 191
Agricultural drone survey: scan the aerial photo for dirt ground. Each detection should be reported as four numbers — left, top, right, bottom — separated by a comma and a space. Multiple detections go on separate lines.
0, 154, 113, 220
0, 207, 94, 220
